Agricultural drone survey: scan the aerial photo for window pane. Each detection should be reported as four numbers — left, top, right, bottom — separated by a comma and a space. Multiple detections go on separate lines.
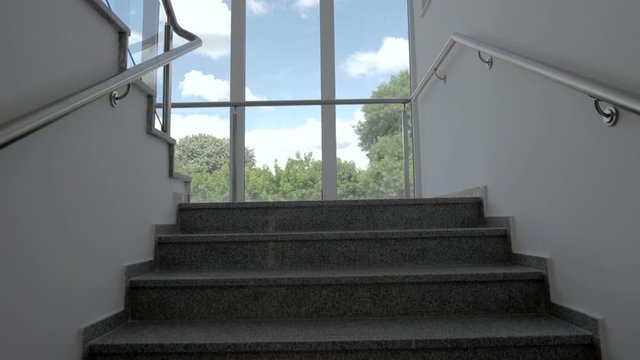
246, 4, 320, 100
171, 108, 231, 203
245, 106, 322, 201
171, 0, 232, 129
335, 0, 409, 99
169, 0, 233, 199
336, 103, 413, 200
103, 0, 159, 67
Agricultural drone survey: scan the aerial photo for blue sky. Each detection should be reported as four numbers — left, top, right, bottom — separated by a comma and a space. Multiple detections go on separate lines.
116, 0, 409, 169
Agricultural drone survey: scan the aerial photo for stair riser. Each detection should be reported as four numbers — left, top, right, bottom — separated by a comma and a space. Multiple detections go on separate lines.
89, 345, 597, 360
130, 280, 547, 321
178, 202, 484, 233
156, 236, 512, 271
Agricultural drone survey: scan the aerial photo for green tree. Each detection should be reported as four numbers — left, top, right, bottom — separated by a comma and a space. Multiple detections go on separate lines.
358, 133, 411, 198
189, 164, 230, 203
355, 70, 410, 153
337, 158, 366, 199
245, 165, 278, 201
349, 70, 412, 197
187, 151, 324, 202
273, 152, 322, 201
174, 134, 256, 175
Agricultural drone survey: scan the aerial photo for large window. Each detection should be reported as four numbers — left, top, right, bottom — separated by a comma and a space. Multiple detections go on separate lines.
168, 0, 413, 202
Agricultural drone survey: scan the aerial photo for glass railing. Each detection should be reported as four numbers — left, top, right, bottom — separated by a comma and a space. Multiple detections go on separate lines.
244, 106, 323, 201
336, 103, 413, 200
170, 101, 413, 203
171, 107, 231, 202
101, 0, 176, 132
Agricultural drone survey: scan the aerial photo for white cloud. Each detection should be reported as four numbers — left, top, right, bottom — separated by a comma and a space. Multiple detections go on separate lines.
172, 0, 269, 60
171, 113, 229, 141
292, 0, 318, 18
171, 110, 369, 170
129, 31, 142, 44
127, 31, 143, 58
248, 0, 269, 15
344, 37, 409, 78
294, 0, 319, 10
172, 0, 231, 59
180, 70, 266, 102
336, 110, 368, 169
244, 88, 267, 102
246, 118, 322, 168
249, 111, 368, 169
244, 112, 368, 169
180, 70, 228, 101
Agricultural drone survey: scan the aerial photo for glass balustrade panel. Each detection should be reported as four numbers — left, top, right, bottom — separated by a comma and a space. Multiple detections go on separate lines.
171, 108, 231, 202
245, 106, 322, 202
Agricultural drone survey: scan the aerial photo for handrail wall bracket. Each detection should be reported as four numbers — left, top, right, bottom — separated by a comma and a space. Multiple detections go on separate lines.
593, 98, 618, 126
478, 51, 493, 70
434, 68, 447, 83
110, 84, 132, 107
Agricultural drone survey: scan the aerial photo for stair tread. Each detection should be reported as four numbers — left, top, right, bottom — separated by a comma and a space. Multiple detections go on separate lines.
158, 227, 508, 243
89, 314, 591, 353
130, 265, 543, 286
179, 197, 482, 210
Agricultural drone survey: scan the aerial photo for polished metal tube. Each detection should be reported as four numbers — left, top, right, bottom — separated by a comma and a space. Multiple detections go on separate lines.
401, 107, 411, 199
162, 23, 174, 134
167, 98, 410, 109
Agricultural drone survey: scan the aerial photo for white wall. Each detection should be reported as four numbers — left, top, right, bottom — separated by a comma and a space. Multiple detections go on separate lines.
0, 86, 184, 360
0, 2, 185, 359
1, 2, 180, 359
0, 0, 121, 123
411, 1, 640, 359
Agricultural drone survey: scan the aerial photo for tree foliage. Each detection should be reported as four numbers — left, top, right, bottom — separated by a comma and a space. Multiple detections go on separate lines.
359, 133, 410, 198
246, 153, 322, 202
355, 70, 410, 153
174, 134, 255, 175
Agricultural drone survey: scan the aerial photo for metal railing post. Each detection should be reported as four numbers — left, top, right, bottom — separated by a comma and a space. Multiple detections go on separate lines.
230, 106, 239, 203
162, 23, 173, 134
401, 105, 411, 198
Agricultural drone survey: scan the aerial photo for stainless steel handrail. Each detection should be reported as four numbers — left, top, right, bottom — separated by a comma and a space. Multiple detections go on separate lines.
167, 98, 410, 109
409, 32, 640, 120
0, 0, 202, 149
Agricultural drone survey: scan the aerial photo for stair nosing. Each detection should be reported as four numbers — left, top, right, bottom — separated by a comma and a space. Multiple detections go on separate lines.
88, 315, 594, 354
129, 265, 544, 287
178, 197, 483, 210
157, 227, 508, 244
90, 335, 594, 354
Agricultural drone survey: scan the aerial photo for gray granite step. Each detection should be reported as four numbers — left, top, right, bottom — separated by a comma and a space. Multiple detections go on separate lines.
87, 314, 596, 360
178, 198, 485, 234
86, 198, 600, 359
155, 227, 512, 271
129, 265, 548, 321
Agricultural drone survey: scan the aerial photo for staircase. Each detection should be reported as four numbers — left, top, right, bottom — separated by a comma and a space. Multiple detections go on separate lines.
87, 198, 598, 359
